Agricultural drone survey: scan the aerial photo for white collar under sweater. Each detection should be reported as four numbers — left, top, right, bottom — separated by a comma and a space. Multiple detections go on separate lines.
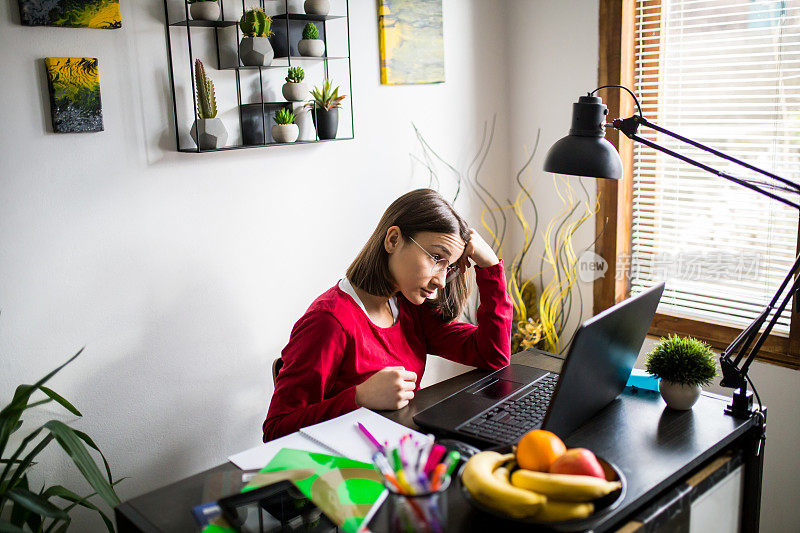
338, 277, 399, 325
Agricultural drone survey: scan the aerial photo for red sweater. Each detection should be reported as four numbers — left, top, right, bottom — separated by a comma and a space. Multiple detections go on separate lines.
262, 261, 513, 441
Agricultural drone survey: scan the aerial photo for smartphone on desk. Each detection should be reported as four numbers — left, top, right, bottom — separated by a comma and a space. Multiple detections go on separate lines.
217, 480, 338, 532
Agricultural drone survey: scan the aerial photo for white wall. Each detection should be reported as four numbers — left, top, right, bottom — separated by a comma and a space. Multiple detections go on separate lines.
0, 0, 510, 529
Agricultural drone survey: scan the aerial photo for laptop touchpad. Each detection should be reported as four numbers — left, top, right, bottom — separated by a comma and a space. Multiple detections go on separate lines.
473, 378, 527, 400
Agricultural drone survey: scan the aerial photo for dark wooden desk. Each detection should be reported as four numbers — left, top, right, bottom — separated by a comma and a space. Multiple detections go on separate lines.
116, 350, 764, 532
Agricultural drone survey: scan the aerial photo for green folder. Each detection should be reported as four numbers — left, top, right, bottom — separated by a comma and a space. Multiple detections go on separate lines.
241, 448, 386, 533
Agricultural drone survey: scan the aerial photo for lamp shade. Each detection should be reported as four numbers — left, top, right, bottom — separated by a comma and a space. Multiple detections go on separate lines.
543, 95, 623, 180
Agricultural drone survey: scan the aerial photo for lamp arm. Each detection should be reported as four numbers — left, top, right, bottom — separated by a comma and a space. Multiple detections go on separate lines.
637, 116, 800, 193
625, 131, 800, 211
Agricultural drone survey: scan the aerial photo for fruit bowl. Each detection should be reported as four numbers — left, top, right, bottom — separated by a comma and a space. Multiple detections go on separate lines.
459, 455, 626, 530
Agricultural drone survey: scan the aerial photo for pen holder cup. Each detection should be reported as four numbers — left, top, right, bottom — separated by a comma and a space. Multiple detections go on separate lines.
385, 476, 449, 533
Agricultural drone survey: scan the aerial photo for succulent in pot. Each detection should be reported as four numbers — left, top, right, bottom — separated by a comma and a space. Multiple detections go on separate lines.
188, 0, 220, 21
298, 22, 325, 57
304, 0, 330, 16
239, 8, 274, 66
271, 107, 299, 143
306, 78, 345, 140
282, 66, 307, 102
645, 334, 718, 410
191, 59, 227, 149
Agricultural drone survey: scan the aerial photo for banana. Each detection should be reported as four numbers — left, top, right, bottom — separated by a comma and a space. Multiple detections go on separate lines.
493, 465, 511, 483
510, 469, 621, 502
462, 451, 546, 519
536, 500, 595, 522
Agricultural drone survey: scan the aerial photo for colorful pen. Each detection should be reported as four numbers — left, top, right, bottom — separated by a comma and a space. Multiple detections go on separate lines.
430, 450, 461, 491
423, 444, 446, 477
356, 422, 384, 454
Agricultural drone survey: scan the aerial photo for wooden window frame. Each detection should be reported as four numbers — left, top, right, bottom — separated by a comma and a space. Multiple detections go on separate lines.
596, 0, 800, 370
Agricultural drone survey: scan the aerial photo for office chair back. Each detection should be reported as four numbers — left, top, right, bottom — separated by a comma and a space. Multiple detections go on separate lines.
272, 357, 283, 386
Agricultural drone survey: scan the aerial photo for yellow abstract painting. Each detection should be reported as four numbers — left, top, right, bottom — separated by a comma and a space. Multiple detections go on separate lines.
378, 0, 444, 85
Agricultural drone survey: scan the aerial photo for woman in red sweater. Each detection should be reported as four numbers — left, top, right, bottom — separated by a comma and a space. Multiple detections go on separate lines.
263, 189, 513, 441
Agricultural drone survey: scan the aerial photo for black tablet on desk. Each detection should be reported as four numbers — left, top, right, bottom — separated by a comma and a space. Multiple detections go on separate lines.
217, 480, 338, 532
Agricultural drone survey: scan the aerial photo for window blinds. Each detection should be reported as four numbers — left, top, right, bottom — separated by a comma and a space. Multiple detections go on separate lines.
632, 0, 800, 334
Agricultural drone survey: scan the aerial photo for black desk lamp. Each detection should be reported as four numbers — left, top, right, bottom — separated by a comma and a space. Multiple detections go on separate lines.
544, 85, 800, 419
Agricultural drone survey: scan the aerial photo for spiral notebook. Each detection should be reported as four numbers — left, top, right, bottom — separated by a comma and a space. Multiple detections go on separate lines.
300, 407, 432, 462
229, 407, 432, 470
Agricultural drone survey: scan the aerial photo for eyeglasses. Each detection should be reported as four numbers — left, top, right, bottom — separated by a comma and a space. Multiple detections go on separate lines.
407, 236, 461, 283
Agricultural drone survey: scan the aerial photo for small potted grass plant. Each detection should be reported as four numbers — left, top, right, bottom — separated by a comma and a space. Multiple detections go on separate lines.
298, 22, 325, 57
282, 66, 307, 102
307, 78, 345, 139
191, 59, 227, 149
188, 0, 220, 21
645, 334, 718, 410
271, 107, 299, 143
239, 7, 274, 66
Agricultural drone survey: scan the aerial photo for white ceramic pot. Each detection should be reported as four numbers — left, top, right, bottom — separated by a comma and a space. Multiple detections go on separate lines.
189, 1, 220, 21
271, 123, 300, 143
298, 39, 325, 57
190, 118, 227, 149
282, 81, 308, 102
239, 36, 274, 66
304, 0, 330, 15
659, 380, 702, 410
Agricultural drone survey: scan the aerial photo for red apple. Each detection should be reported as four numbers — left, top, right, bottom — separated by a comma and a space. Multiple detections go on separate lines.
548, 448, 606, 479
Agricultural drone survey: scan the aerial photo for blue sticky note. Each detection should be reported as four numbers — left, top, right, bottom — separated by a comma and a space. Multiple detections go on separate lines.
626, 368, 660, 392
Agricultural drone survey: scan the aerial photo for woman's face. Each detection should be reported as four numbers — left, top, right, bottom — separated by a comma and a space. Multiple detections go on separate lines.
385, 227, 466, 305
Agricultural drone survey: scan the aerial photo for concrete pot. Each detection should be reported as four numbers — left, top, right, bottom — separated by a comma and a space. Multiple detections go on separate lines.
189, 1, 220, 21
239, 36, 274, 66
271, 123, 300, 143
298, 39, 325, 57
659, 381, 702, 410
190, 118, 227, 149
304, 0, 330, 15
282, 81, 308, 102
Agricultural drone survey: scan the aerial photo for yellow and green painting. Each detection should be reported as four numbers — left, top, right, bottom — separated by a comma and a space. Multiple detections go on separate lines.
19, 0, 121, 29
378, 0, 444, 85
45, 57, 103, 133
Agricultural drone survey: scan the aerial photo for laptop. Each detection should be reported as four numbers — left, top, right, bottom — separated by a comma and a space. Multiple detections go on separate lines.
413, 282, 665, 446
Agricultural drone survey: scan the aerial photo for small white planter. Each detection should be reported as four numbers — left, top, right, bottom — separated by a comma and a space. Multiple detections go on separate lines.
659, 380, 702, 410
298, 39, 325, 57
282, 81, 308, 102
271, 123, 299, 143
189, 1, 220, 21
239, 36, 274, 66
190, 118, 227, 149
304, 0, 330, 15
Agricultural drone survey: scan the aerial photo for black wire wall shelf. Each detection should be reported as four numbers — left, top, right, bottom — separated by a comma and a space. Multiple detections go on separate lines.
164, 0, 354, 153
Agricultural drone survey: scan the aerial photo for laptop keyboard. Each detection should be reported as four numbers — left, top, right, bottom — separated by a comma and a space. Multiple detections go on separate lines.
456, 373, 559, 444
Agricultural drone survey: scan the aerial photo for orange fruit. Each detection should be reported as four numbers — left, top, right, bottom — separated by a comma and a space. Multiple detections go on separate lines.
516, 430, 567, 471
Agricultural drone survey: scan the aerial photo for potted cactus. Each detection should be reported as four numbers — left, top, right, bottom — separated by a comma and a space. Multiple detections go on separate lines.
645, 335, 718, 410
188, 0, 220, 21
272, 107, 299, 143
190, 59, 227, 149
298, 22, 325, 57
307, 78, 345, 139
239, 8, 274, 66
304, 0, 330, 15
282, 66, 307, 102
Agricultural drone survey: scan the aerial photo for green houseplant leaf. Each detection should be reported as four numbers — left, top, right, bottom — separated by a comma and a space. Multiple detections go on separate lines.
0, 349, 121, 531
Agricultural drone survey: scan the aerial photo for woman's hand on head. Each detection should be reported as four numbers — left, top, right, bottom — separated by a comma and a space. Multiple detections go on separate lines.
463, 228, 499, 269
355, 366, 417, 410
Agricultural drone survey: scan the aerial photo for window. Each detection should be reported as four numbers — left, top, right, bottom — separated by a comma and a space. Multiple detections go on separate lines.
597, 0, 800, 368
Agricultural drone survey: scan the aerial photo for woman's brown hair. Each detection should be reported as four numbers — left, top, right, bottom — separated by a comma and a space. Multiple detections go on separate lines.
346, 189, 472, 322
